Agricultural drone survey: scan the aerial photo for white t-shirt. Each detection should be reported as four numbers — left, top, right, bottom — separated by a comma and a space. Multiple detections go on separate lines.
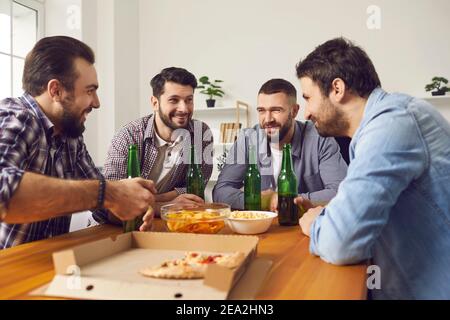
270, 145, 283, 189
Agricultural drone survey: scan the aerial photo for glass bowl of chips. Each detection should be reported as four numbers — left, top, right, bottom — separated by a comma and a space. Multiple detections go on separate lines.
161, 203, 231, 234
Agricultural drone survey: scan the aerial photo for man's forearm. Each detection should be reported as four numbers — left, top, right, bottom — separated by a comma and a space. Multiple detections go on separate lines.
300, 189, 337, 204
4, 172, 99, 224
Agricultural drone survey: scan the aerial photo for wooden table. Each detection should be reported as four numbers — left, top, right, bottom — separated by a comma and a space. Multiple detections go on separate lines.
0, 220, 368, 300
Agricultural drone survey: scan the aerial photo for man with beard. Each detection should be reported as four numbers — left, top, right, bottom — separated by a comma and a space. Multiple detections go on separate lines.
212, 79, 348, 210
102, 67, 213, 216
295, 38, 450, 299
0, 36, 157, 249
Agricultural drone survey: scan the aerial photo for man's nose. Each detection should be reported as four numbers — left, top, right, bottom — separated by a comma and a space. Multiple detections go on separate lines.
177, 100, 189, 113
264, 111, 273, 124
92, 93, 100, 109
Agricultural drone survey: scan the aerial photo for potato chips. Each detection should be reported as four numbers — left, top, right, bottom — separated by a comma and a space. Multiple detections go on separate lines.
165, 210, 226, 234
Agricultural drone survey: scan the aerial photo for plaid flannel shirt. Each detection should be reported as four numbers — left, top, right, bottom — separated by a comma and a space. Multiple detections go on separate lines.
0, 94, 103, 249
94, 115, 213, 221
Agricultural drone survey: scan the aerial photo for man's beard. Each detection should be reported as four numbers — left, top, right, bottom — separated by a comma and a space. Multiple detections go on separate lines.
265, 114, 293, 144
60, 95, 86, 138
158, 108, 192, 131
312, 99, 349, 137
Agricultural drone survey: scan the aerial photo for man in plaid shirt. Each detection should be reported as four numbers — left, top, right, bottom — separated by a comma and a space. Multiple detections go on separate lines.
101, 68, 213, 217
0, 36, 157, 249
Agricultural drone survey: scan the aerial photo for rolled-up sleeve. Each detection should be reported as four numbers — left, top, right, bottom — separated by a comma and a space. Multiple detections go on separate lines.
0, 110, 37, 209
309, 111, 426, 265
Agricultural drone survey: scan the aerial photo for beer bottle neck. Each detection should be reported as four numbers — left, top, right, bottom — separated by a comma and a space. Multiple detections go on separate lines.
281, 145, 294, 173
248, 145, 258, 168
127, 145, 140, 178
189, 145, 202, 174
190, 145, 198, 165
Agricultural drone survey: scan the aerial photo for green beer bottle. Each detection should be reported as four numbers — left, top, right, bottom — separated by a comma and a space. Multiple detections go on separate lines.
244, 145, 261, 210
186, 145, 205, 200
277, 143, 299, 226
123, 144, 143, 233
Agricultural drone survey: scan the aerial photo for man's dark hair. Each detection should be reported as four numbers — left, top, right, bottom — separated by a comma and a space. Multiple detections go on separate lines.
23, 36, 95, 96
258, 78, 297, 103
296, 37, 381, 98
150, 67, 198, 99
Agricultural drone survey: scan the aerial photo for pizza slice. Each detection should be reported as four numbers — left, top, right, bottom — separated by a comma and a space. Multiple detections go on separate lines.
140, 251, 245, 279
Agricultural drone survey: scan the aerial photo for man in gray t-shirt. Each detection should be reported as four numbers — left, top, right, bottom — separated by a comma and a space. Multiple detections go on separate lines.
213, 79, 348, 210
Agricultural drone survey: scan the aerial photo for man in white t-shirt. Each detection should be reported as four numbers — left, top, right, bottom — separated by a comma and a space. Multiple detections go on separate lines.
213, 79, 348, 210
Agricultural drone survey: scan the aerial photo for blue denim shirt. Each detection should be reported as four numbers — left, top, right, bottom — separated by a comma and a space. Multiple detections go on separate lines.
309, 88, 450, 300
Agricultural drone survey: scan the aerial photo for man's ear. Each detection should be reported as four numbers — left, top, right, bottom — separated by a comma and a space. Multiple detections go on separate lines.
330, 78, 346, 103
292, 103, 300, 119
150, 96, 159, 112
47, 79, 63, 102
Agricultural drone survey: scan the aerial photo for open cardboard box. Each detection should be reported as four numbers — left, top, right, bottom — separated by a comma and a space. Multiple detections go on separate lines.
39, 232, 272, 300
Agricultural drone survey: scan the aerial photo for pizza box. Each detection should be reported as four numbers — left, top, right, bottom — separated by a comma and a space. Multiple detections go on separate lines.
39, 231, 272, 300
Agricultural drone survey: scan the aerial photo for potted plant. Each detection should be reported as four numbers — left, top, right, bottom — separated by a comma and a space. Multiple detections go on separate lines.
197, 76, 225, 108
425, 77, 450, 96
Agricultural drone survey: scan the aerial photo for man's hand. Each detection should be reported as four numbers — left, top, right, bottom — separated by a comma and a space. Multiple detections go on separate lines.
105, 178, 157, 221
265, 193, 316, 213
261, 189, 277, 212
153, 193, 205, 217
170, 194, 205, 206
294, 196, 316, 214
299, 206, 324, 237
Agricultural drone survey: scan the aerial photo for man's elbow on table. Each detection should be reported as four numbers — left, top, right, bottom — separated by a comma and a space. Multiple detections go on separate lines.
311, 228, 371, 266
317, 246, 369, 266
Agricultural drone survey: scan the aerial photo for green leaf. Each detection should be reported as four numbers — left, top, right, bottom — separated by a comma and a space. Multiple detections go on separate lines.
197, 76, 225, 98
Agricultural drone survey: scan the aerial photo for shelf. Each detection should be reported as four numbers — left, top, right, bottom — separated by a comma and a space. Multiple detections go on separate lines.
194, 101, 250, 145
421, 95, 450, 101
195, 106, 245, 112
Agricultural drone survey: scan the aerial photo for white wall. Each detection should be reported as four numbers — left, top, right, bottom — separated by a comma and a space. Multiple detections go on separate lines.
138, 0, 450, 126
45, 0, 81, 39
72, 0, 141, 166
45, 0, 141, 167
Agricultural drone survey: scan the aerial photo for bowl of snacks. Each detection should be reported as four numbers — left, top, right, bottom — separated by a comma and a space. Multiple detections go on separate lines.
161, 203, 230, 234
226, 211, 277, 235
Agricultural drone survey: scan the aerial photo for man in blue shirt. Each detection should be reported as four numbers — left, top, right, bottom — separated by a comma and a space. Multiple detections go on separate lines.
295, 37, 450, 299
